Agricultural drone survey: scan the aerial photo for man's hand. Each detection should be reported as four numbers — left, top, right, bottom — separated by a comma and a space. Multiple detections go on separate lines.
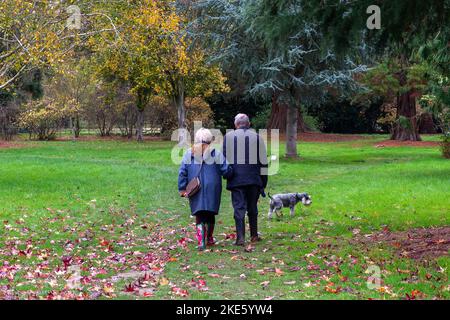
179, 191, 187, 197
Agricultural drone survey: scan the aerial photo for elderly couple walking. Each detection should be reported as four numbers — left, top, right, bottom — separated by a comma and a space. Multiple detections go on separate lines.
178, 114, 268, 251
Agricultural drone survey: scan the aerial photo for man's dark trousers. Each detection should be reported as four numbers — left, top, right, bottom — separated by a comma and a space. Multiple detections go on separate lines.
231, 185, 260, 242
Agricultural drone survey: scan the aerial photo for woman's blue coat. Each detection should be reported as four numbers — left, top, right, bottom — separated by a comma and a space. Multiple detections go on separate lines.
178, 148, 232, 215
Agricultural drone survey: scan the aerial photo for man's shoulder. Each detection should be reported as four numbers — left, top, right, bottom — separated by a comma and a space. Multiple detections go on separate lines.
226, 128, 260, 137
224, 130, 236, 138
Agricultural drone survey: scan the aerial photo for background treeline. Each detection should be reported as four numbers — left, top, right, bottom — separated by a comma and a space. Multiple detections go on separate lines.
0, 1, 448, 156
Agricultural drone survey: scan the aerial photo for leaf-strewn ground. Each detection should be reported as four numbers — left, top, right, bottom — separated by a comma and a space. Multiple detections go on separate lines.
0, 134, 449, 299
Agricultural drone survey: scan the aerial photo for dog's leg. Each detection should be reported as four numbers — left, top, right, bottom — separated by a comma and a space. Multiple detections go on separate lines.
275, 208, 282, 218
290, 205, 295, 217
268, 203, 274, 219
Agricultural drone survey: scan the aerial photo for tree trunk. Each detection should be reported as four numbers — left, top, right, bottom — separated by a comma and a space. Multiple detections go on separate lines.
70, 115, 81, 140
267, 92, 306, 132
136, 108, 144, 142
285, 105, 298, 158
391, 91, 421, 141
418, 112, 437, 134
172, 79, 186, 145
74, 115, 80, 138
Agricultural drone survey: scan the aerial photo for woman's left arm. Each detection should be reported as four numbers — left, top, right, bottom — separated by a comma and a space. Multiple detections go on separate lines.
178, 155, 189, 193
217, 151, 233, 179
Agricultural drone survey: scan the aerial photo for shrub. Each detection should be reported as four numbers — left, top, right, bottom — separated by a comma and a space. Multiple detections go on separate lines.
148, 96, 214, 139
18, 100, 66, 140
250, 104, 271, 130
441, 132, 450, 159
307, 97, 388, 133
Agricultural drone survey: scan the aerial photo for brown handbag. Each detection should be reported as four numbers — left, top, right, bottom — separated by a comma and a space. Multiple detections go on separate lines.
185, 160, 203, 198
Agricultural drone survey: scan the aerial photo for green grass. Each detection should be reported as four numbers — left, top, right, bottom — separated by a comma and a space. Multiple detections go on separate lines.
0, 135, 449, 300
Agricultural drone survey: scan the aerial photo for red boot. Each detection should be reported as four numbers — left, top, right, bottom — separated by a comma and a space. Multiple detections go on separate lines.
196, 223, 206, 251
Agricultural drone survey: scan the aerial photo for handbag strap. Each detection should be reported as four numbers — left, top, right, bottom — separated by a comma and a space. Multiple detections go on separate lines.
195, 158, 203, 178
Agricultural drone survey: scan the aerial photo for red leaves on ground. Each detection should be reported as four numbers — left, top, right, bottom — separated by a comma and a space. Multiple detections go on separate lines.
171, 286, 189, 297
189, 277, 208, 291
405, 290, 424, 300
61, 256, 72, 270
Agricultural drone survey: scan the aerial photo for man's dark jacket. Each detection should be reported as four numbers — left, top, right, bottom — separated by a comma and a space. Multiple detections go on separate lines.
223, 128, 268, 190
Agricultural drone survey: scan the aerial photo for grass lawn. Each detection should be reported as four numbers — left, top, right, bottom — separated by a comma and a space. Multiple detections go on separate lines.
0, 135, 449, 300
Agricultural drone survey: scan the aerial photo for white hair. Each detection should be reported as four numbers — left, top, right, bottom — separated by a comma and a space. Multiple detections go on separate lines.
194, 128, 213, 144
234, 113, 250, 128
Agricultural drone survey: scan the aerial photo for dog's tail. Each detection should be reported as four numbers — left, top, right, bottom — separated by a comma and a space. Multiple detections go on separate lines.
267, 192, 273, 200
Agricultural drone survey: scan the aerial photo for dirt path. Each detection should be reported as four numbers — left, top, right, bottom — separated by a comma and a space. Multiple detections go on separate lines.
0, 141, 22, 149
374, 140, 439, 148
353, 226, 450, 260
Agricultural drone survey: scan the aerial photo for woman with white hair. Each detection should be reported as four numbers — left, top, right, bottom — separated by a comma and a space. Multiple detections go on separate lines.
178, 128, 233, 251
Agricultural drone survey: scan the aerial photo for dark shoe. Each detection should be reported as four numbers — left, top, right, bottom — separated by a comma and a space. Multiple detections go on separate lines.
250, 236, 262, 243
249, 215, 259, 239
207, 238, 216, 246
206, 222, 215, 246
235, 219, 245, 246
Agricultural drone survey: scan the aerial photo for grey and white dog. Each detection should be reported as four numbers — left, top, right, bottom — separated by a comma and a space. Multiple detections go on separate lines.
267, 192, 312, 219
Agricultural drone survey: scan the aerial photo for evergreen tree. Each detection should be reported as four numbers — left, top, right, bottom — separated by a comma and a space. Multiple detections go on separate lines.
304, 0, 449, 140
192, 0, 365, 157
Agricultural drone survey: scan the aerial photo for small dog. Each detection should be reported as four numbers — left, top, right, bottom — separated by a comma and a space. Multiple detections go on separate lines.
267, 192, 312, 219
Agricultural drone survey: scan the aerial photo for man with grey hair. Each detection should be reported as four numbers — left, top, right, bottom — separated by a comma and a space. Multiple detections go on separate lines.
223, 113, 268, 245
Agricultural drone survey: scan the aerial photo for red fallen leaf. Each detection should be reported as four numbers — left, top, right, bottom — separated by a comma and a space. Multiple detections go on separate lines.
81, 276, 91, 284
168, 257, 178, 262
62, 256, 72, 269
325, 282, 342, 294
172, 287, 189, 297
208, 273, 220, 278
142, 291, 154, 297
405, 293, 415, 300
307, 264, 320, 271
142, 273, 152, 281
392, 242, 402, 248
411, 289, 422, 296
124, 283, 136, 293
46, 291, 55, 300
177, 238, 187, 247
275, 268, 284, 276
99, 239, 109, 246
425, 273, 432, 280
406, 289, 423, 300
244, 245, 254, 253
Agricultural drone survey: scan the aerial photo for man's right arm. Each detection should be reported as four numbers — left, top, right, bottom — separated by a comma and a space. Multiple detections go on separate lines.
258, 135, 268, 189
